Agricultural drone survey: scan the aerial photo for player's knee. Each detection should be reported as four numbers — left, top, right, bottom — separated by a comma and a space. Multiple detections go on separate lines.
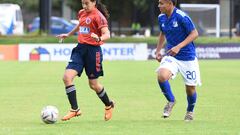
158, 75, 168, 83
62, 74, 72, 84
89, 83, 102, 92
89, 83, 97, 90
157, 69, 171, 82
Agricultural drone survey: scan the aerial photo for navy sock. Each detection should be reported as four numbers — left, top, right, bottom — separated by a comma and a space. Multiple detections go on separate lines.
158, 80, 175, 102
97, 88, 112, 106
187, 92, 197, 112
66, 85, 79, 110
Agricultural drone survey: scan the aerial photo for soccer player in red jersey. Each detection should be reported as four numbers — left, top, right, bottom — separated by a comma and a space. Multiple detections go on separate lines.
57, 0, 114, 121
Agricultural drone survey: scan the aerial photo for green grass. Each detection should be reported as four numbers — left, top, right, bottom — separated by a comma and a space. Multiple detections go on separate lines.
0, 60, 240, 135
1, 35, 240, 44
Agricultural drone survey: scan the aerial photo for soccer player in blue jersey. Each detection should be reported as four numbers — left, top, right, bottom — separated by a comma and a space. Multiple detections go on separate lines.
156, 0, 201, 121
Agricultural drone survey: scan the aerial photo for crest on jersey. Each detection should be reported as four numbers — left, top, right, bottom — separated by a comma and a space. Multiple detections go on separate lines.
162, 23, 165, 27
173, 21, 178, 27
86, 17, 91, 24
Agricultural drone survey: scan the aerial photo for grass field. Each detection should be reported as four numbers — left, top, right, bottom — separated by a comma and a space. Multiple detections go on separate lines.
0, 60, 240, 135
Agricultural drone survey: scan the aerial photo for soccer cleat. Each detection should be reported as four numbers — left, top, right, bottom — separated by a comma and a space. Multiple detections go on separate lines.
162, 101, 176, 118
184, 111, 194, 122
104, 101, 115, 121
61, 109, 81, 121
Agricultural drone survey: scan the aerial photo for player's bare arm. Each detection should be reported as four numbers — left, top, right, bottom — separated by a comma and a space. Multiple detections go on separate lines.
91, 26, 110, 42
167, 29, 198, 56
56, 23, 80, 39
156, 32, 166, 62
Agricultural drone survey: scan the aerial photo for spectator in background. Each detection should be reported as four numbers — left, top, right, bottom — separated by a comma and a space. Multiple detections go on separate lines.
131, 22, 141, 35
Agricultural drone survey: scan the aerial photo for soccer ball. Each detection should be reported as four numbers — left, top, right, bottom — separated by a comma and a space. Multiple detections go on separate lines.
41, 105, 59, 124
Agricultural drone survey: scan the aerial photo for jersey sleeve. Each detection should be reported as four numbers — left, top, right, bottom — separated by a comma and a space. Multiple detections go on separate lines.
180, 15, 196, 34
158, 14, 164, 32
95, 13, 108, 30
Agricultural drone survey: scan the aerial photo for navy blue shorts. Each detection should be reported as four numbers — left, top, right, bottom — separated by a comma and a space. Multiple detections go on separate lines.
66, 43, 103, 79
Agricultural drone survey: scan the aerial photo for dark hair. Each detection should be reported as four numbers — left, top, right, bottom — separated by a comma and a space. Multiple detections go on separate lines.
171, 0, 177, 6
92, 0, 109, 19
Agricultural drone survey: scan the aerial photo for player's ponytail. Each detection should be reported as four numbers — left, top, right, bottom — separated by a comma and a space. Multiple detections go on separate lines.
94, 0, 109, 19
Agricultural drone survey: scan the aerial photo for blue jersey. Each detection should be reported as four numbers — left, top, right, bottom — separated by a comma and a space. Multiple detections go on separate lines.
158, 8, 196, 61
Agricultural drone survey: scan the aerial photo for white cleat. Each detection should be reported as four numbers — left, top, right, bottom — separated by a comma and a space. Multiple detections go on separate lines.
162, 101, 176, 118
184, 111, 194, 122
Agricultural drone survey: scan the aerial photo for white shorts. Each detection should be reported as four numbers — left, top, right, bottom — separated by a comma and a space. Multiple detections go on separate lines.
156, 56, 202, 86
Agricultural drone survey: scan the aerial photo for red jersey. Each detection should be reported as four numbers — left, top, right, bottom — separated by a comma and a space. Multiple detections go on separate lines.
77, 8, 108, 46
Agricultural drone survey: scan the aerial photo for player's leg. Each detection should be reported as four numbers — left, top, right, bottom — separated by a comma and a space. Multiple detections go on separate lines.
63, 69, 79, 110
62, 45, 85, 121
184, 85, 197, 121
88, 79, 113, 107
86, 45, 114, 121
158, 68, 176, 118
158, 68, 175, 102
62, 69, 82, 121
88, 79, 114, 121
156, 56, 178, 118
179, 58, 201, 121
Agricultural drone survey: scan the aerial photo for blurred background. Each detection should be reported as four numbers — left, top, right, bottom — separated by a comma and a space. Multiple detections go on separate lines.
0, 0, 240, 37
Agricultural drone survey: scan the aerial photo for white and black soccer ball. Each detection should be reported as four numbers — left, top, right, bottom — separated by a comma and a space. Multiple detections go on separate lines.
41, 105, 59, 124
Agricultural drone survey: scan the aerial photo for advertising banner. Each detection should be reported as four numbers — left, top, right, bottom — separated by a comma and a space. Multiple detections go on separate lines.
19, 43, 148, 61
147, 45, 165, 60
0, 45, 18, 60
148, 44, 240, 60
196, 44, 240, 59
19, 44, 75, 61
102, 43, 148, 60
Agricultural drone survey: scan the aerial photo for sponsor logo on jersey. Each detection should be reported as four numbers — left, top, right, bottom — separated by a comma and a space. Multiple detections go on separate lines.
162, 23, 165, 27
79, 26, 90, 34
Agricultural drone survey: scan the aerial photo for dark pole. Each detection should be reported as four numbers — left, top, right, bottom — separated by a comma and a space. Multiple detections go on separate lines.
118, 1, 121, 35
39, 0, 52, 35
109, 0, 112, 37
61, 0, 64, 17
149, 0, 155, 35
